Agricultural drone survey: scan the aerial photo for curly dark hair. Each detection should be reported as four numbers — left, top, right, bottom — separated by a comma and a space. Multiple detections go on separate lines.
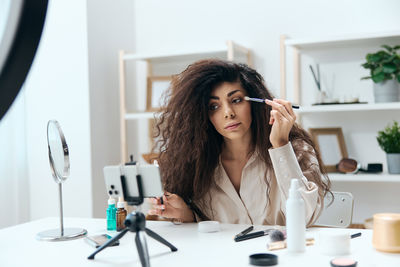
153, 59, 331, 219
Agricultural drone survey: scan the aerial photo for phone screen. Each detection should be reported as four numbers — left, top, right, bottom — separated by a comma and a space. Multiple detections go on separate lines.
85, 234, 119, 248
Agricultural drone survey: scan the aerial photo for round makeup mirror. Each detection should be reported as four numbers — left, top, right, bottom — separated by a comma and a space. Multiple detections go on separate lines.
36, 120, 87, 241
47, 120, 70, 183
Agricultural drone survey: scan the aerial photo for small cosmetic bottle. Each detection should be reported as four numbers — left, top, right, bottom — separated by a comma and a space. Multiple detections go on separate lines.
106, 196, 117, 231
116, 197, 127, 232
286, 179, 306, 252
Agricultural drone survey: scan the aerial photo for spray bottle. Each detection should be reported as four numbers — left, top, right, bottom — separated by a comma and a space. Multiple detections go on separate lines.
286, 179, 306, 252
106, 196, 117, 231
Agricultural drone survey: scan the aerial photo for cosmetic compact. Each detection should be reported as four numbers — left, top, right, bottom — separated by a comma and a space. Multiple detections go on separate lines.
249, 253, 278, 266
330, 258, 357, 267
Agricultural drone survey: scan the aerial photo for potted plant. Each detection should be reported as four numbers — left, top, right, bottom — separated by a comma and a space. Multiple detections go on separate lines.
361, 44, 400, 103
377, 121, 400, 174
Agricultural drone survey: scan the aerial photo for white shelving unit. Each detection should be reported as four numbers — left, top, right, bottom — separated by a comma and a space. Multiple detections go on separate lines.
280, 32, 400, 223
296, 102, 400, 114
284, 31, 400, 49
118, 41, 252, 162
328, 173, 400, 183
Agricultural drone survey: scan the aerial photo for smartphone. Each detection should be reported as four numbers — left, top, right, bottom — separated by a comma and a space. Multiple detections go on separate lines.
104, 165, 163, 199
84, 234, 120, 248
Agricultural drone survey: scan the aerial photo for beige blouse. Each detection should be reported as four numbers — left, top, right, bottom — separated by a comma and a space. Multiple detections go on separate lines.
196, 141, 323, 226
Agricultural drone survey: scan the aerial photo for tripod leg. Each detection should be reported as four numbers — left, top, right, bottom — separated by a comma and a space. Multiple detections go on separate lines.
87, 228, 129, 260
145, 228, 178, 252
135, 231, 150, 267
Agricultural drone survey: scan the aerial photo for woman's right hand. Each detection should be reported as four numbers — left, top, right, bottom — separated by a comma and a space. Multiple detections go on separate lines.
148, 192, 195, 223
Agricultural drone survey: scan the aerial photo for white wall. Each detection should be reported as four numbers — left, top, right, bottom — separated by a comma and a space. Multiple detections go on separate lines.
0, 92, 29, 228
134, 0, 400, 97
87, 0, 136, 218
24, 0, 93, 220
0, 0, 137, 228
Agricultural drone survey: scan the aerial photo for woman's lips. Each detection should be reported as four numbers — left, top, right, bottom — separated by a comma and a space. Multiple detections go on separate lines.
225, 122, 241, 130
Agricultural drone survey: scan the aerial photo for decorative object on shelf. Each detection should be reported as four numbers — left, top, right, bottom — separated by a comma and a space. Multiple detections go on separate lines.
308, 128, 348, 172
377, 121, 400, 174
309, 64, 341, 105
309, 64, 326, 104
146, 76, 172, 112
336, 158, 383, 173
312, 101, 367, 106
142, 153, 159, 164
361, 44, 400, 103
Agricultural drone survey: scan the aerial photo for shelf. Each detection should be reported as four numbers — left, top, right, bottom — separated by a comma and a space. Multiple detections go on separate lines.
123, 48, 228, 63
295, 102, 400, 114
285, 31, 400, 49
125, 112, 155, 120
328, 173, 400, 183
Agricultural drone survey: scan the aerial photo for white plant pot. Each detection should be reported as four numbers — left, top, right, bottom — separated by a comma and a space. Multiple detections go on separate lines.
373, 80, 399, 103
387, 153, 400, 174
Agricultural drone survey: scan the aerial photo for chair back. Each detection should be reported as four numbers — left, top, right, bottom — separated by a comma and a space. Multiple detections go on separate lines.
314, 191, 354, 228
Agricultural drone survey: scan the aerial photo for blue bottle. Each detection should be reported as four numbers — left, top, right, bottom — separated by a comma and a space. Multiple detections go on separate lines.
106, 197, 117, 231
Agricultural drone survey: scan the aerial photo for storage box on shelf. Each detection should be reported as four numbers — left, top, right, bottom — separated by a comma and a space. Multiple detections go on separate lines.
118, 41, 252, 163
280, 32, 400, 223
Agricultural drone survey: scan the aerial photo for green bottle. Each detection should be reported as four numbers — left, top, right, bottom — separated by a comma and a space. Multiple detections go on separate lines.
106, 197, 117, 231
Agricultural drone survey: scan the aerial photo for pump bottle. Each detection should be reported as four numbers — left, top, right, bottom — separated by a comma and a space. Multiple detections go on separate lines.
106, 197, 117, 231
286, 179, 306, 252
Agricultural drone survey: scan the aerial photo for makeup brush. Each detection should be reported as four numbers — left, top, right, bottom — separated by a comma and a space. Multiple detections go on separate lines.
244, 96, 299, 109
269, 230, 285, 242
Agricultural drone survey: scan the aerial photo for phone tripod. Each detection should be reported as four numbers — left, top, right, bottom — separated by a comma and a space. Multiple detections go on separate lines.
88, 171, 177, 267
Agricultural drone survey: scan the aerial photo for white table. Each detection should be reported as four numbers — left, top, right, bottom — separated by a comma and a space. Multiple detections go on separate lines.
0, 217, 399, 267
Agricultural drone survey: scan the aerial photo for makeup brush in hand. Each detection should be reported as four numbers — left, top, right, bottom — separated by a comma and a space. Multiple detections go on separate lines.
244, 96, 299, 109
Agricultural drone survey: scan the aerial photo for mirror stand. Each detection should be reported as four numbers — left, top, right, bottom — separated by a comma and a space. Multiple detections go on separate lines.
36, 183, 87, 241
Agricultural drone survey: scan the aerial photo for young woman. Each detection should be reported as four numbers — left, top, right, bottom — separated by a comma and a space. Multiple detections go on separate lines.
148, 59, 331, 226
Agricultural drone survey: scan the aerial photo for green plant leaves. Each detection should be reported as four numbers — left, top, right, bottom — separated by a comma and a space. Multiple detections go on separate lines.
382, 45, 393, 52
372, 72, 385, 83
377, 121, 400, 153
383, 63, 397, 73
361, 44, 400, 83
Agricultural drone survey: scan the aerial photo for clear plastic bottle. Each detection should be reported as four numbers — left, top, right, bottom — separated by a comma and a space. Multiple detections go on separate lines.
116, 197, 127, 232
286, 179, 306, 252
106, 197, 117, 231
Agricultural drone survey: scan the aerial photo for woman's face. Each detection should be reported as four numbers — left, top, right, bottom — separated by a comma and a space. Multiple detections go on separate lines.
208, 82, 252, 141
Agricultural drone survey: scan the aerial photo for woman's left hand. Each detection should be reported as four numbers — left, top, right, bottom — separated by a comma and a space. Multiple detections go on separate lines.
265, 98, 296, 148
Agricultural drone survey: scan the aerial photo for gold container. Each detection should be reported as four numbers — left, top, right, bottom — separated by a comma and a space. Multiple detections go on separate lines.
372, 213, 400, 253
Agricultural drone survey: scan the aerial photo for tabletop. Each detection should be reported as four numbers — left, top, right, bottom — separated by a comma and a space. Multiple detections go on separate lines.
0, 217, 399, 267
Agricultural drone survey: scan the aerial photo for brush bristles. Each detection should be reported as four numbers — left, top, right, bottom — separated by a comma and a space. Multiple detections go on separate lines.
269, 230, 285, 242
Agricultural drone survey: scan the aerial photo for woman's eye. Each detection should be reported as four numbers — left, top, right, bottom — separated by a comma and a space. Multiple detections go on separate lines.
209, 104, 219, 111
232, 98, 242, 104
